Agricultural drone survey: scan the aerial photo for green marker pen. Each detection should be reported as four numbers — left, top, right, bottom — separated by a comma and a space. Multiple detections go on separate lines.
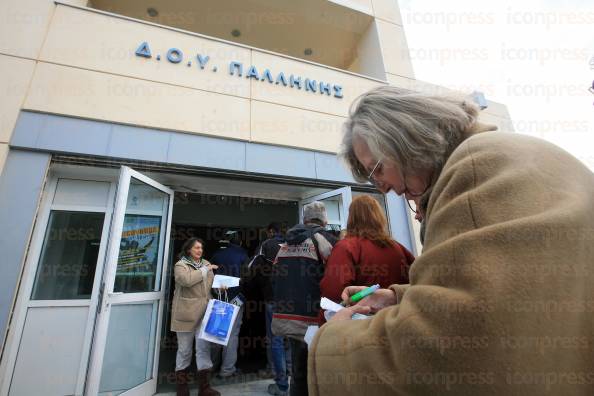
342, 284, 380, 306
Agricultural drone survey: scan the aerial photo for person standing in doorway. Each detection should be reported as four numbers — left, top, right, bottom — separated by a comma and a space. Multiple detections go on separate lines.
243, 222, 290, 396
171, 238, 220, 396
271, 202, 337, 396
210, 230, 249, 379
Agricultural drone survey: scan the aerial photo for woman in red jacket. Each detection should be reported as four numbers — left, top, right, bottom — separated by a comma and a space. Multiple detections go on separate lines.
320, 195, 414, 313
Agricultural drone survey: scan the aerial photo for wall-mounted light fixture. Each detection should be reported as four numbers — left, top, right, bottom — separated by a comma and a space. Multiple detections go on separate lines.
471, 91, 488, 110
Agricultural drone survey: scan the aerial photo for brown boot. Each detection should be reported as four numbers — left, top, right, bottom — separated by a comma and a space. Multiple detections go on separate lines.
175, 368, 190, 396
197, 369, 220, 396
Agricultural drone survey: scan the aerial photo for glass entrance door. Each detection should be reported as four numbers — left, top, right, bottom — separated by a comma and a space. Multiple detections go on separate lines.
299, 187, 352, 231
86, 167, 173, 396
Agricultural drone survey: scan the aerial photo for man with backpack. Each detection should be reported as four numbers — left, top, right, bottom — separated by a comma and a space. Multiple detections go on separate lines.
270, 202, 337, 396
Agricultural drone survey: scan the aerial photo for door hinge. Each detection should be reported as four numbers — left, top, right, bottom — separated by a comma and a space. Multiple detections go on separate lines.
97, 282, 105, 314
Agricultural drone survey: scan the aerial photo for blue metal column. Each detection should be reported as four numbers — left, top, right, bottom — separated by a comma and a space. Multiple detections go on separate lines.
0, 149, 50, 353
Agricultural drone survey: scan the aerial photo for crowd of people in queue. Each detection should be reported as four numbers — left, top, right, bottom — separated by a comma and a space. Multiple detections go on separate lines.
170, 195, 414, 396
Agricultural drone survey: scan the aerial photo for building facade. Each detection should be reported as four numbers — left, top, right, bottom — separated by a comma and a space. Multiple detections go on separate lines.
0, 1, 513, 395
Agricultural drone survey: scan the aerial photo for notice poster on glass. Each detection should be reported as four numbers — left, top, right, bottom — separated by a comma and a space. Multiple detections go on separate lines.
115, 215, 161, 292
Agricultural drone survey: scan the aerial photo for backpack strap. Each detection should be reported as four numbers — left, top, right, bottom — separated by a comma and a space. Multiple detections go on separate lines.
309, 229, 323, 265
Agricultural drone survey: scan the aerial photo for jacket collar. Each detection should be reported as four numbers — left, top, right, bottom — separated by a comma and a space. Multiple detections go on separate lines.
181, 256, 203, 270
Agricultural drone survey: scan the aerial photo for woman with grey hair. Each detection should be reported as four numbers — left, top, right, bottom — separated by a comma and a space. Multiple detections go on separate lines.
341, 86, 493, 230
307, 86, 594, 395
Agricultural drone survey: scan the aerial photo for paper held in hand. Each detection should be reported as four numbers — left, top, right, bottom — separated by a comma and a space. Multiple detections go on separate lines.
304, 297, 370, 349
321, 297, 369, 321
212, 274, 240, 288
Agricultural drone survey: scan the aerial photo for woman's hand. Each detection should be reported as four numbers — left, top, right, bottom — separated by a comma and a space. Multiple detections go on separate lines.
207, 264, 218, 271
329, 305, 371, 322
341, 286, 397, 313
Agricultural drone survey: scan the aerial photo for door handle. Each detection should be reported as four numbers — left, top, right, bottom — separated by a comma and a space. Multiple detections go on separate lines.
106, 292, 124, 306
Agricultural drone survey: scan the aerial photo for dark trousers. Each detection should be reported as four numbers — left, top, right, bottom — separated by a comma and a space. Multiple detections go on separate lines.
289, 338, 309, 396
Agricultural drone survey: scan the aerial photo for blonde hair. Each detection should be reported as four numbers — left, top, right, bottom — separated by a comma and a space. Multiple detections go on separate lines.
340, 86, 495, 184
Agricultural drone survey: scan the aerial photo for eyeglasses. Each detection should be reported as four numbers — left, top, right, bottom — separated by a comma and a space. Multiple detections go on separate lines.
366, 159, 422, 215
366, 158, 382, 185
405, 183, 426, 215
406, 199, 417, 214
365, 159, 428, 216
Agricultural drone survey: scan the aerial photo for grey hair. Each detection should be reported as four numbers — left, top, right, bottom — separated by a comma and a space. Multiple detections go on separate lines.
303, 201, 328, 225
340, 85, 494, 184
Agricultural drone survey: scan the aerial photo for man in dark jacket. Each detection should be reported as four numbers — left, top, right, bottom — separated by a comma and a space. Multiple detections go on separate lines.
210, 230, 248, 378
243, 222, 290, 396
243, 223, 285, 304
271, 202, 337, 396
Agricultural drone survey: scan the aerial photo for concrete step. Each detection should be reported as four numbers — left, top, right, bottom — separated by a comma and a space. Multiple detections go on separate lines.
156, 378, 275, 396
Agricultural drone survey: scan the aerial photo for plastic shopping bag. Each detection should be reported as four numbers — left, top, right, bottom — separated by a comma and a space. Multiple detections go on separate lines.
198, 299, 239, 346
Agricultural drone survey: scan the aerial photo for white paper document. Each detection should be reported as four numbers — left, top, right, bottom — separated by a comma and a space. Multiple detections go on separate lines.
304, 298, 371, 350
321, 297, 370, 322
304, 325, 319, 349
212, 274, 240, 288
320, 297, 344, 312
